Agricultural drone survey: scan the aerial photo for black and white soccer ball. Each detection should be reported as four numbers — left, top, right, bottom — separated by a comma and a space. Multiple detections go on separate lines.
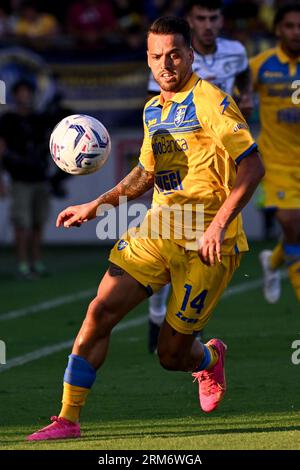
49, 114, 111, 175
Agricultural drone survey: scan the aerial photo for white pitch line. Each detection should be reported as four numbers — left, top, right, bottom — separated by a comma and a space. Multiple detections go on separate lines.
223, 270, 288, 298
0, 316, 147, 373
222, 277, 262, 298
0, 289, 96, 321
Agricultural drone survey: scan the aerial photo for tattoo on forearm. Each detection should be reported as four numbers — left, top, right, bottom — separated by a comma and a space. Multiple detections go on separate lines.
97, 166, 154, 207
108, 263, 125, 277
119, 166, 154, 199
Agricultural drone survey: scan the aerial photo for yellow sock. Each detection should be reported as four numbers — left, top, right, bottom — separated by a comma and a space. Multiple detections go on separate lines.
288, 261, 300, 302
59, 382, 90, 423
270, 241, 285, 270
206, 345, 219, 369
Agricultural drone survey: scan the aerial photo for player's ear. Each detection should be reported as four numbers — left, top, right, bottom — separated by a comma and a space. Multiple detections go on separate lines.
147, 50, 151, 68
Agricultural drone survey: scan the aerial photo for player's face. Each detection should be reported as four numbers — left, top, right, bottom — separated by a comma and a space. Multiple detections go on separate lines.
187, 6, 223, 48
147, 33, 194, 94
14, 85, 34, 109
276, 12, 300, 55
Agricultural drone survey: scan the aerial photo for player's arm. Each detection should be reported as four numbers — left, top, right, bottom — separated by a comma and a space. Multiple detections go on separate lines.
199, 151, 265, 265
234, 67, 254, 118
56, 165, 154, 228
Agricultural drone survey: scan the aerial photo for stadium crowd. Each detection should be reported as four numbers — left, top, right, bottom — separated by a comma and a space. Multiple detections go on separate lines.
0, 0, 294, 54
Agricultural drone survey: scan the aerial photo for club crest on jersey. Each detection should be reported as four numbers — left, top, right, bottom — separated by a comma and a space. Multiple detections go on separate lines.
117, 239, 128, 251
174, 106, 187, 127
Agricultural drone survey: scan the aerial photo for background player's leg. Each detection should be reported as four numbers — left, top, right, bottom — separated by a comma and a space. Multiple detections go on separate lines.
148, 284, 170, 353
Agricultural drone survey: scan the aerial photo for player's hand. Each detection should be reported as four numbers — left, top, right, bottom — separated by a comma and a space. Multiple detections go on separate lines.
56, 200, 99, 228
238, 93, 254, 119
197, 222, 226, 266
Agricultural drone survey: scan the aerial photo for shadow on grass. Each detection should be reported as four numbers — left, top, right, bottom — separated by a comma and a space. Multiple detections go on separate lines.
2, 421, 300, 446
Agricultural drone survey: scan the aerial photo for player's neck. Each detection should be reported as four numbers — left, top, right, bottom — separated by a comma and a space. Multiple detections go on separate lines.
280, 43, 300, 60
192, 38, 217, 56
161, 71, 193, 102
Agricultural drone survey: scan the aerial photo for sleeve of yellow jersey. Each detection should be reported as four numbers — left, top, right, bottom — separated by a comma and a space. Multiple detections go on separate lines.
138, 106, 156, 173
195, 81, 257, 165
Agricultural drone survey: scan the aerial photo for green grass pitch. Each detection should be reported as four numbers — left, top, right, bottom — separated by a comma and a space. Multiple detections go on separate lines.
0, 242, 299, 450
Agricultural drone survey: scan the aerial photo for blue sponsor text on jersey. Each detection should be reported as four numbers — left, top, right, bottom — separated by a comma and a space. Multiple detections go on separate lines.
152, 135, 189, 156
155, 170, 183, 194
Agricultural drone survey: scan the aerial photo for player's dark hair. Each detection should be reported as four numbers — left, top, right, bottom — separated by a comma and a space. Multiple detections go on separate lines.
274, 3, 300, 28
148, 16, 191, 48
186, 0, 223, 13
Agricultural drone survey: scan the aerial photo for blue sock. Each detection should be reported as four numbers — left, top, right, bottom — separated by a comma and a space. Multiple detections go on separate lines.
64, 354, 96, 388
194, 345, 211, 372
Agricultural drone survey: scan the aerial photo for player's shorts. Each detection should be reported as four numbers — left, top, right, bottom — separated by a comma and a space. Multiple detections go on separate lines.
10, 181, 50, 229
260, 164, 300, 210
109, 230, 241, 335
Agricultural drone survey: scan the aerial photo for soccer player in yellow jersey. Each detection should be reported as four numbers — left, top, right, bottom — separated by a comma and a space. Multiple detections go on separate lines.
27, 17, 264, 440
147, 0, 254, 354
250, 4, 300, 304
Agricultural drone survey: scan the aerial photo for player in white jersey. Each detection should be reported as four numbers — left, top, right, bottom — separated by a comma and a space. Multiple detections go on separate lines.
147, 0, 253, 353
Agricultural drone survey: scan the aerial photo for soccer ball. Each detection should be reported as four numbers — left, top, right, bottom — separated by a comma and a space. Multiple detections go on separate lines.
49, 114, 111, 175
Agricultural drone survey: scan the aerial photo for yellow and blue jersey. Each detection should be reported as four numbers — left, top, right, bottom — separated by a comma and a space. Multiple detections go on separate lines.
250, 46, 300, 169
138, 72, 257, 253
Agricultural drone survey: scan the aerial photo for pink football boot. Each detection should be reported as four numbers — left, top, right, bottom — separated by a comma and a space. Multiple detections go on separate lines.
26, 416, 81, 441
192, 339, 227, 413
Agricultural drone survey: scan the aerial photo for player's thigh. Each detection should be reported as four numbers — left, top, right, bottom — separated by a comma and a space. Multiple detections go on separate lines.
165, 251, 241, 335
109, 232, 170, 295
95, 263, 149, 321
101, 233, 171, 323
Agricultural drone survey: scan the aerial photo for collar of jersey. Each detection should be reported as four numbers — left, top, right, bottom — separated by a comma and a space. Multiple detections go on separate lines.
152, 72, 200, 106
276, 45, 300, 63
